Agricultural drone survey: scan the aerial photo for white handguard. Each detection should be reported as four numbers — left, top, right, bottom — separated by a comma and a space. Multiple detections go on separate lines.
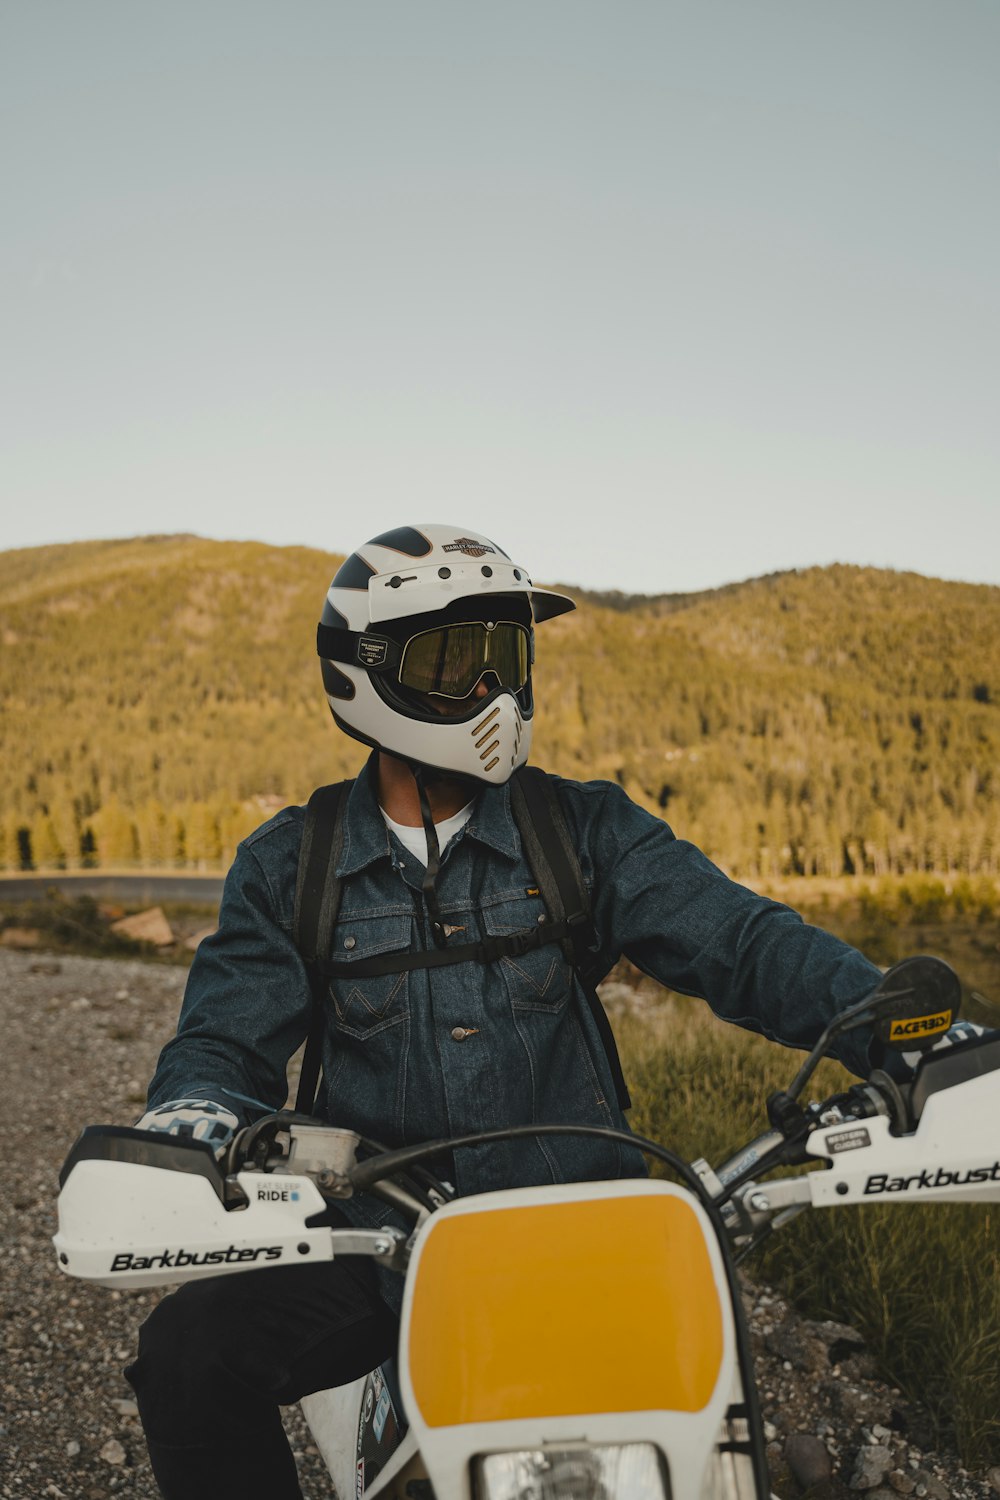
134, 1098, 239, 1157
800, 1021, 1000, 1208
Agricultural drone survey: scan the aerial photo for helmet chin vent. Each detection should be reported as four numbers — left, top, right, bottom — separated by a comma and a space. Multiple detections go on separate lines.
471, 703, 505, 771
473, 705, 501, 749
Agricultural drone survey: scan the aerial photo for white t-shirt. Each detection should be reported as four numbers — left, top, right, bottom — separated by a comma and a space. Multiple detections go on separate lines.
381, 800, 475, 866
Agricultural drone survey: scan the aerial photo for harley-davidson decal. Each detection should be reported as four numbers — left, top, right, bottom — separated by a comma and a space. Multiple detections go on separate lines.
443, 538, 497, 559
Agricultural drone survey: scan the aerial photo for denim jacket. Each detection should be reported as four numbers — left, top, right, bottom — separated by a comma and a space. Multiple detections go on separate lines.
149, 760, 881, 1300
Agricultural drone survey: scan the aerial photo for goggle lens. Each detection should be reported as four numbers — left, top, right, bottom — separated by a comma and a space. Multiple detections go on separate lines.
399, 622, 529, 699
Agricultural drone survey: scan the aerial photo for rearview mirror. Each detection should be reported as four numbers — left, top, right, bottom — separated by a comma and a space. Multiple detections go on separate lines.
768, 955, 961, 1133
870, 955, 961, 1053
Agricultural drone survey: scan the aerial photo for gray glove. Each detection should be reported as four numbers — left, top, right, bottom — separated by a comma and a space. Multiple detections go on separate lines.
900, 1018, 990, 1071
135, 1098, 239, 1157
881, 1019, 992, 1081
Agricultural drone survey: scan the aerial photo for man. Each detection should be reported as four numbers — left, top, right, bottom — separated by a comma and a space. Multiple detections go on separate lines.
127, 523, 886, 1499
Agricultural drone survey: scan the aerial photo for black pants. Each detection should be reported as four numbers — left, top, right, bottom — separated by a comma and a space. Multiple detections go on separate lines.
125, 1256, 398, 1500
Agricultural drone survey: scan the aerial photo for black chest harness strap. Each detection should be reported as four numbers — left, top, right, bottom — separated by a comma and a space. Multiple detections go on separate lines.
291, 765, 631, 1116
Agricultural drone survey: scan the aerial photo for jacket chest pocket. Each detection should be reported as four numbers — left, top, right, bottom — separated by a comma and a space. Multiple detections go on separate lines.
482, 893, 573, 1013
326, 914, 412, 1040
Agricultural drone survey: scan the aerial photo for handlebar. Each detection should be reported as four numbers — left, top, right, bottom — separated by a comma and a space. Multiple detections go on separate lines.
223, 1069, 907, 1249
53, 1023, 1000, 1306
210, 957, 994, 1245
216, 1018, 1000, 1261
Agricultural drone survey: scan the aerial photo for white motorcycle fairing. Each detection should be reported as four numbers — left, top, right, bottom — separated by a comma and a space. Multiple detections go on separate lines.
396, 1178, 741, 1500
53, 1126, 406, 1289
56, 1132, 762, 1499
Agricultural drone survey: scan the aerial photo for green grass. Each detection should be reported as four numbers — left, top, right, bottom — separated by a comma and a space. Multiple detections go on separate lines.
618, 992, 1000, 1468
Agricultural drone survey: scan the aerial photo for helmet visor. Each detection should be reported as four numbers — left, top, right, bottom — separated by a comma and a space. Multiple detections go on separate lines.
399, 621, 529, 700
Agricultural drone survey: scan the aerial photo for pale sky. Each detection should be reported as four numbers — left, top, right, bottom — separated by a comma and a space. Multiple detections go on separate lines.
2, 2, 998, 596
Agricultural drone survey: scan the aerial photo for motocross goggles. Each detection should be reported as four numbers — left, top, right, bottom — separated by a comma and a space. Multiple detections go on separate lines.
317, 618, 530, 700
399, 621, 528, 699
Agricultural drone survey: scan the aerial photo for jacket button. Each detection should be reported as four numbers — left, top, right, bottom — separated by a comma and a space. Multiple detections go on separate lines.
451, 1026, 473, 1042
343, 936, 356, 950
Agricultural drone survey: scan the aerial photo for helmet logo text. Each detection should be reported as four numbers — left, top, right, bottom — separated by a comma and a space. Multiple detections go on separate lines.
357, 637, 389, 667
443, 538, 497, 559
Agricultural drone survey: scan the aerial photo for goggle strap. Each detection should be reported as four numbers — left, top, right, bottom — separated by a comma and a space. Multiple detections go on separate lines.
316, 624, 401, 673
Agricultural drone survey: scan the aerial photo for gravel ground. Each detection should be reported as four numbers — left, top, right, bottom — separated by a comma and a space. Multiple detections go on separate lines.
0, 949, 330, 1500
2, 948, 998, 1500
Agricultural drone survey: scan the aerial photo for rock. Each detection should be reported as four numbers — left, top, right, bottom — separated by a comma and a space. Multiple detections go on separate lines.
110, 1398, 139, 1418
65, 1440, 80, 1458
111, 907, 174, 946
850, 1443, 893, 1490
910, 1474, 949, 1500
29, 960, 62, 974
767, 1320, 828, 1375
808, 1319, 874, 1379
987, 1467, 1000, 1497
785, 1431, 833, 1489
841, 1350, 878, 1380
99, 1438, 126, 1466
815, 1317, 867, 1349
887, 1471, 915, 1495
0, 927, 43, 949
828, 1381, 894, 1431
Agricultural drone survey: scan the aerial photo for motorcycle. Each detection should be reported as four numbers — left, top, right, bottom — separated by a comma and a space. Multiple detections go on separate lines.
54, 957, 1000, 1500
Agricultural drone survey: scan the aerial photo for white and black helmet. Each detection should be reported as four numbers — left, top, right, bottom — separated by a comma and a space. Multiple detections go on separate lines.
317, 525, 575, 783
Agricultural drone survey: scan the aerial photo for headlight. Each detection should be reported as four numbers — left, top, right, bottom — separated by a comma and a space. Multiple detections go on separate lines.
474, 1443, 670, 1500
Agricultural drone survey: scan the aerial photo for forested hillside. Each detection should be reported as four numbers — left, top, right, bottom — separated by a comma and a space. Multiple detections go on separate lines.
2, 535, 998, 878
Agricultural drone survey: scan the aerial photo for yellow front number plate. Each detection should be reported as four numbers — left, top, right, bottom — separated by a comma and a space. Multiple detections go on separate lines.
408, 1193, 725, 1427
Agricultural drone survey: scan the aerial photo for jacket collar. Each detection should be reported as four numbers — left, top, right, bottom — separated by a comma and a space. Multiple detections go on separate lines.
464, 778, 520, 861
337, 756, 521, 876
337, 758, 394, 877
